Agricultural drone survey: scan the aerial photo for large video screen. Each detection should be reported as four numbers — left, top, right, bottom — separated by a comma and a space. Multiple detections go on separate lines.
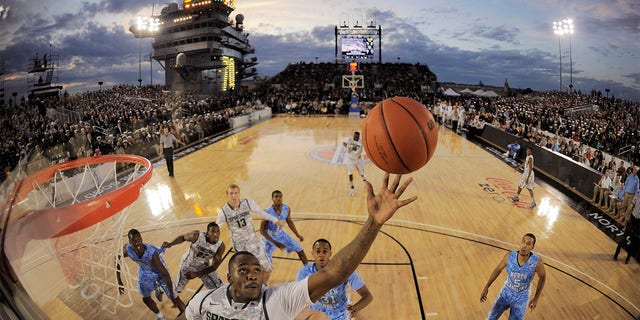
341, 37, 374, 58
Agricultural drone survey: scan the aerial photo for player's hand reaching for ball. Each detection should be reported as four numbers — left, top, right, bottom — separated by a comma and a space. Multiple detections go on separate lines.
365, 173, 417, 225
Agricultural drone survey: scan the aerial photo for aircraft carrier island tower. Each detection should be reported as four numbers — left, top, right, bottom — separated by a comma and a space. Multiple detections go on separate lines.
131, 0, 257, 94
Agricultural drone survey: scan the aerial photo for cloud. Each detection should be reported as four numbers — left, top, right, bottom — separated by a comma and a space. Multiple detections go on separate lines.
246, 7, 639, 101
470, 24, 521, 45
81, 0, 155, 17
447, 19, 521, 45
1, 1, 638, 102
625, 72, 640, 85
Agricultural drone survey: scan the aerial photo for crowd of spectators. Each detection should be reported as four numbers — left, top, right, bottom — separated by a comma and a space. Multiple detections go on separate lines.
455, 91, 640, 172
0, 84, 265, 185
1, 61, 638, 192
251, 61, 437, 115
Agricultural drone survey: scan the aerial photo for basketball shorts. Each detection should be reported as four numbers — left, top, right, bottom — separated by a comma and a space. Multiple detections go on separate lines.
518, 172, 535, 190
347, 160, 364, 175
234, 239, 273, 272
175, 264, 223, 292
263, 231, 303, 262
486, 288, 529, 320
138, 272, 175, 300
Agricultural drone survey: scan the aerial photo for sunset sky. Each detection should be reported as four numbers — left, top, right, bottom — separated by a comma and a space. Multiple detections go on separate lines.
0, 0, 638, 101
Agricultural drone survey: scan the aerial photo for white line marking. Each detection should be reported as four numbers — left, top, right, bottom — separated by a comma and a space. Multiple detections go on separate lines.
291, 212, 640, 314
136, 212, 639, 314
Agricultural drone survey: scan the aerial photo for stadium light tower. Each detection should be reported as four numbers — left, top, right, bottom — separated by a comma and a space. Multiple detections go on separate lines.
553, 19, 574, 93
130, 16, 159, 86
552, 21, 563, 91
566, 19, 574, 93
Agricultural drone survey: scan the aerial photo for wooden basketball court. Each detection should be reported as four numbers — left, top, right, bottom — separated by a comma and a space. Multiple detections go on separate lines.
14, 115, 640, 319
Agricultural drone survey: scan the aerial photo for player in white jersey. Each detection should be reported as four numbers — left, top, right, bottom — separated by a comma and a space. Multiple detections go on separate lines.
216, 183, 286, 282
343, 131, 366, 196
162, 222, 225, 294
480, 233, 547, 320
510, 147, 537, 209
185, 173, 418, 320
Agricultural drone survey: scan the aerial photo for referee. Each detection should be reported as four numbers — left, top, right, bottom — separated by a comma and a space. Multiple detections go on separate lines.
159, 126, 185, 177
614, 190, 640, 264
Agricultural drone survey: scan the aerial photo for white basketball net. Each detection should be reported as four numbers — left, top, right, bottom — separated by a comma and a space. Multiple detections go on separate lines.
53, 206, 137, 315
14, 159, 149, 316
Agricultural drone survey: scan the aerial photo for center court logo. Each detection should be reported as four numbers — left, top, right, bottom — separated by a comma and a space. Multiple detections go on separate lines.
479, 177, 530, 209
307, 145, 370, 165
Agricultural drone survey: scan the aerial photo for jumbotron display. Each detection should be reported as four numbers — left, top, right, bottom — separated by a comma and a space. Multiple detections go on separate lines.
341, 37, 375, 59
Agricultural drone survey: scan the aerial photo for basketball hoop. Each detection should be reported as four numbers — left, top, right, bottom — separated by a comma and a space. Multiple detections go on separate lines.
8, 154, 151, 239
341, 74, 364, 93
2, 154, 152, 315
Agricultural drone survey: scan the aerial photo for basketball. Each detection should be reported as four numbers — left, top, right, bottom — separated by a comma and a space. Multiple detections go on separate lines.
361, 96, 439, 174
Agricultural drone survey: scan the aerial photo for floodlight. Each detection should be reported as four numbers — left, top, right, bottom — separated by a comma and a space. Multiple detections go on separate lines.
0, 5, 9, 20
552, 19, 576, 92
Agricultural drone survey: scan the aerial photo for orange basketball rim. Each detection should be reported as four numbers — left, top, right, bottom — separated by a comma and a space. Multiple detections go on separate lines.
1, 154, 152, 270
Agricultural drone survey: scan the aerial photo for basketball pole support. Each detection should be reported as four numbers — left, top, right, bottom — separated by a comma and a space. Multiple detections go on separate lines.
342, 70, 364, 118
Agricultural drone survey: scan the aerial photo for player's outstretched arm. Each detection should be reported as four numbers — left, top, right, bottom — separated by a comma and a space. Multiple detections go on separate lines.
307, 173, 416, 302
480, 252, 508, 303
249, 198, 286, 227
162, 231, 198, 249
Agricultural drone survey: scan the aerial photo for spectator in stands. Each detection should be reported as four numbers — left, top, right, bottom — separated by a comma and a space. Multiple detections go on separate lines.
617, 167, 639, 222
2, 63, 640, 197
591, 170, 613, 207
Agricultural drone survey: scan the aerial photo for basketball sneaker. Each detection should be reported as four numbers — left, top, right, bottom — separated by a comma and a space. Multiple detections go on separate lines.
349, 188, 355, 196
528, 202, 537, 209
510, 196, 519, 202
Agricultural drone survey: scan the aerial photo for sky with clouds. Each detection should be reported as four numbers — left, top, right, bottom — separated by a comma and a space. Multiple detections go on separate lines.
0, 0, 638, 101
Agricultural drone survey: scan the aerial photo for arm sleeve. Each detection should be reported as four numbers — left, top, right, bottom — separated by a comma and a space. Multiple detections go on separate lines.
215, 209, 226, 227
247, 198, 279, 223
347, 271, 365, 291
296, 265, 311, 281
265, 279, 312, 319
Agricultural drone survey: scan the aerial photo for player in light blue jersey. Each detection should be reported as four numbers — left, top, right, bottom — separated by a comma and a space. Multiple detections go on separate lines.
296, 239, 372, 320
260, 190, 309, 266
480, 233, 547, 320
117, 229, 185, 319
